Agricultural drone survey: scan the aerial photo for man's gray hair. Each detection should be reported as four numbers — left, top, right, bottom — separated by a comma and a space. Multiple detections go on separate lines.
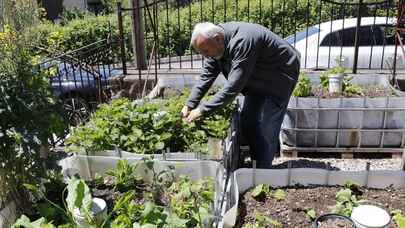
190, 22, 224, 48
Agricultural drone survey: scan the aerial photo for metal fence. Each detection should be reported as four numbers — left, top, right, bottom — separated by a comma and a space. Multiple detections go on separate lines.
38, 39, 123, 126
119, 0, 403, 74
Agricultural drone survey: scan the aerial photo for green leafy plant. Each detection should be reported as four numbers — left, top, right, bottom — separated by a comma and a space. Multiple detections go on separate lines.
251, 184, 269, 199
243, 210, 281, 228
343, 76, 363, 97
66, 91, 235, 155
305, 208, 317, 221
106, 159, 142, 191
12, 215, 55, 228
272, 189, 287, 201
391, 210, 405, 228
331, 188, 359, 217
0, 25, 67, 208
293, 73, 312, 97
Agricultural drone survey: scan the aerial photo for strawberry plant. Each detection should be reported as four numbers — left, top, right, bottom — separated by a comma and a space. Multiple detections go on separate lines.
66, 91, 235, 155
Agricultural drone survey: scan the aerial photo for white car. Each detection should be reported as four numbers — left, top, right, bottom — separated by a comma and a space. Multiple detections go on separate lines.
285, 17, 404, 70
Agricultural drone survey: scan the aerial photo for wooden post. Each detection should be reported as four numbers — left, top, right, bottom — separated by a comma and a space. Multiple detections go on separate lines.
131, 0, 146, 70
401, 147, 405, 171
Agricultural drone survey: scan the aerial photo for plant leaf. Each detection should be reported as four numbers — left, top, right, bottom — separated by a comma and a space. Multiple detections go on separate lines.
273, 189, 287, 201
306, 208, 317, 220
251, 184, 268, 198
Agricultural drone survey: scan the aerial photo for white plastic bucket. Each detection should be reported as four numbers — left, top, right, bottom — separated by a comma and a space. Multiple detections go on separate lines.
351, 205, 391, 228
329, 74, 344, 94
73, 197, 107, 228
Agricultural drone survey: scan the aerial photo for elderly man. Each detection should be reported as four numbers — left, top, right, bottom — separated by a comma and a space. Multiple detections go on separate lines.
181, 22, 300, 168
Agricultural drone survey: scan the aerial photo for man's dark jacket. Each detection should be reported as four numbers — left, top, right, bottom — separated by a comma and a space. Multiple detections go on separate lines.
186, 22, 301, 113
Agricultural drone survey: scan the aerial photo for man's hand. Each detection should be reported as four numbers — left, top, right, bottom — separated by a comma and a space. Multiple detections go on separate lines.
181, 105, 191, 118
186, 108, 202, 122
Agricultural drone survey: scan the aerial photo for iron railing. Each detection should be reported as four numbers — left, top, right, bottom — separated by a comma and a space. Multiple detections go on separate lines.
119, 0, 401, 75
38, 39, 123, 125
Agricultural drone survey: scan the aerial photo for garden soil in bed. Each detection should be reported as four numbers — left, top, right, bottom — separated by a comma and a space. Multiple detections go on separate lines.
236, 186, 405, 228
312, 86, 395, 98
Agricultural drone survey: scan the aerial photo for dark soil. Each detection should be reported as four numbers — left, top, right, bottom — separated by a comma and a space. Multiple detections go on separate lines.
237, 185, 405, 228
312, 85, 394, 98
88, 179, 149, 211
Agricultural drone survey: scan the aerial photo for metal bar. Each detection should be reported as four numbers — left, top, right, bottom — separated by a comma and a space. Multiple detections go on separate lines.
295, 98, 299, 148
189, 1, 193, 68
314, 97, 320, 147
281, 0, 285, 38
352, 0, 363, 74
165, 0, 171, 69
200, 0, 204, 68
270, 0, 273, 29
153, 0, 158, 82
368, 10, 377, 69
177, 0, 182, 69
154, 0, 160, 70
316, 0, 322, 68
339, 0, 346, 65
328, 4, 333, 68
304, 0, 310, 68
393, 31, 399, 76
131, 0, 146, 70
358, 97, 366, 148
336, 97, 342, 148
259, 0, 262, 23
117, 2, 128, 75
293, 0, 298, 48
235, 0, 239, 20
212, 0, 215, 22
224, 0, 227, 22
380, 0, 390, 69
247, 0, 250, 22
380, 97, 389, 148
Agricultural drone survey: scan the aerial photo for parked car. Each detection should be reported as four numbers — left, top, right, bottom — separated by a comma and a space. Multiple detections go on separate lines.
285, 17, 404, 70
42, 60, 122, 125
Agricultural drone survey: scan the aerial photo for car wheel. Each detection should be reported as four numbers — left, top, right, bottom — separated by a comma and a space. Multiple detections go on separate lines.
63, 97, 90, 126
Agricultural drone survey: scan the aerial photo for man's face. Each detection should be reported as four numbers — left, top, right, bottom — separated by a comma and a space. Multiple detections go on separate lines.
195, 35, 224, 60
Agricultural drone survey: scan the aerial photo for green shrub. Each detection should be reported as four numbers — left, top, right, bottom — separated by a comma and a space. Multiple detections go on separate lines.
0, 27, 67, 205
26, 14, 133, 61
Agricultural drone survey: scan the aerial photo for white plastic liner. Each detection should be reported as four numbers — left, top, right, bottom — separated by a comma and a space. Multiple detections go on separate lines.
59, 155, 226, 226
220, 168, 405, 228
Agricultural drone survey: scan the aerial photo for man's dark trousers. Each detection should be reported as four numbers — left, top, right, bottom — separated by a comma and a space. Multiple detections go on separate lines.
241, 94, 289, 169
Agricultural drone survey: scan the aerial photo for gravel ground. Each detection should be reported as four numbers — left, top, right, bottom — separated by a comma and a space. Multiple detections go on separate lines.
272, 157, 403, 171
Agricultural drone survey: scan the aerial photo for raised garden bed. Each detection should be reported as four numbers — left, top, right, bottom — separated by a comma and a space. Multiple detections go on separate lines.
65, 90, 241, 171
237, 184, 405, 227
282, 73, 405, 149
13, 158, 226, 227
221, 168, 405, 228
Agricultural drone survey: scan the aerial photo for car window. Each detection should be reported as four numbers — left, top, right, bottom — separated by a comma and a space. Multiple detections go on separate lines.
285, 26, 320, 44
320, 25, 381, 47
